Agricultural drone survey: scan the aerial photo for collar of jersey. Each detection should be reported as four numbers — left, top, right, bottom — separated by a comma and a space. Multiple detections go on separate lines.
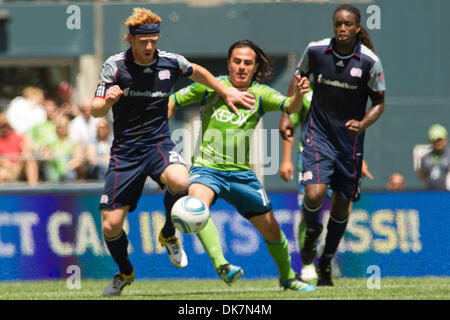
325, 37, 362, 60
126, 48, 158, 67
225, 75, 257, 90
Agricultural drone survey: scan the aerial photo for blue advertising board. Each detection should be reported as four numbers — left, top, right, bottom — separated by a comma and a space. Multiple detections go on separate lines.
0, 191, 448, 280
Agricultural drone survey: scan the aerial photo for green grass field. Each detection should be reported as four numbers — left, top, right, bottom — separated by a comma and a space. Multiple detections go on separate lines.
0, 277, 448, 300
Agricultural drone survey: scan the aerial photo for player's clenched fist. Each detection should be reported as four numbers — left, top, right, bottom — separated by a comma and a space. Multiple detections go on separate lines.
295, 75, 310, 95
105, 85, 123, 104
345, 119, 365, 137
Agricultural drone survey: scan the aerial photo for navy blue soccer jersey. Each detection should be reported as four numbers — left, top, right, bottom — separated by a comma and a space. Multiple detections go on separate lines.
295, 38, 385, 156
95, 48, 193, 158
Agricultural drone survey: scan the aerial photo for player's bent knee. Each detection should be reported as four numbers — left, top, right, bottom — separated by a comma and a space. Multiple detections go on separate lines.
305, 192, 325, 208
101, 212, 125, 238
102, 221, 122, 239
167, 177, 189, 194
304, 184, 328, 207
162, 165, 189, 193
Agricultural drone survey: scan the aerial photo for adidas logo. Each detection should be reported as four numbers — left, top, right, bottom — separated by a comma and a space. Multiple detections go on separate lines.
143, 67, 152, 73
336, 60, 345, 67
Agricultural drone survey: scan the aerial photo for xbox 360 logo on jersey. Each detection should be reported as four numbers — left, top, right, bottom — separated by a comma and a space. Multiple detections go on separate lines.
211, 107, 255, 126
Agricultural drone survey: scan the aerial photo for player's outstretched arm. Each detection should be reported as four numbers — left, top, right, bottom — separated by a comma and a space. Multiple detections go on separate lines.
189, 63, 255, 114
279, 77, 299, 141
285, 75, 309, 114
91, 85, 123, 118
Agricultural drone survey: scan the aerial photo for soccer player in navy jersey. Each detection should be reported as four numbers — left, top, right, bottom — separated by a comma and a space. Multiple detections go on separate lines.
280, 4, 386, 286
91, 8, 255, 297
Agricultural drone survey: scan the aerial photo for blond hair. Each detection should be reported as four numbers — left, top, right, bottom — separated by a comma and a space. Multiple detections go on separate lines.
22, 86, 44, 100
124, 8, 162, 42
125, 7, 162, 26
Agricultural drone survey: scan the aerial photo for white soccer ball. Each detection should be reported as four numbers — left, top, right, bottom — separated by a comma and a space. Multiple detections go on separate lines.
171, 196, 210, 234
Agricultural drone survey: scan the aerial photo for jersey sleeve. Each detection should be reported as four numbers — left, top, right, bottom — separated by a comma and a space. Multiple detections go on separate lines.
368, 59, 386, 93
259, 85, 290, 114
95, 57, 118, 98
289, 112, 301, 129
295, 45, 311, 78
174, 53, 193, 77
170, 82, 210, 109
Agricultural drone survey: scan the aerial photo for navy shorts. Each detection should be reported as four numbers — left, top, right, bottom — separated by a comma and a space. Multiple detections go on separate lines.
296, 150, 332, 207
99, 139, 186, 212
189, 166, 272, 219
300, 143, 362, 202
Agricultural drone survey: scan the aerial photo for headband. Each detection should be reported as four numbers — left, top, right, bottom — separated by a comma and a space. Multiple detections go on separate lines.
129, 23, 160, 35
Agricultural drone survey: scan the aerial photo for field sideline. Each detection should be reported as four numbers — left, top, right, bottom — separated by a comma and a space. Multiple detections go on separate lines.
0, 277, 448, 300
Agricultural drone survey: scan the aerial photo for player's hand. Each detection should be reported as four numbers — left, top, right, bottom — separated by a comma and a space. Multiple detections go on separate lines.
222, 86, 255, 114
345, 119, 365, 137
280, 161, 294, 182
279, 113, 295, 142
295, 75, 310, 95
105, 85, 123, 105
361, 160, 373, 180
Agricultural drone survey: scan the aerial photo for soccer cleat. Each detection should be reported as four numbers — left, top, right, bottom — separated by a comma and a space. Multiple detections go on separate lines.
317, 261, 334, 287
300, 264, 318, 282
300, 224, 323, 265
216, 264, 244, 286
103, 270, 135, 297
159, 232, 188, 268
280, 274, 316, 292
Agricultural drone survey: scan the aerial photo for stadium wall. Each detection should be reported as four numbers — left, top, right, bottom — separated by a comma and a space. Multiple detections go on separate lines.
0, 190, 448, 281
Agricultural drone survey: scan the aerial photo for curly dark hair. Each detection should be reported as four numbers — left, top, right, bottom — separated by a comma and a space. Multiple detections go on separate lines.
333, 4, 375, 52
227, 40, 273, 83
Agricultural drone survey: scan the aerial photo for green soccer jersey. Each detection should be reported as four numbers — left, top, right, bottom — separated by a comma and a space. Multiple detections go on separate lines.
170, 76, 291, 171
289, 89, 312, 152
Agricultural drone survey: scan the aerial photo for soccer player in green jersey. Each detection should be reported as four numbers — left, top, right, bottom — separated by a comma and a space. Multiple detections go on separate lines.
168, 40, 315, 291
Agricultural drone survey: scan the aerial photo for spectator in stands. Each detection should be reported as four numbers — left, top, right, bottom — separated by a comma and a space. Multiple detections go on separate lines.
0, 113, 38, 185
0, 99, 10, 113
27, 99, 63, 181
69, 98, 99, 146
6, 86, 47, 135
41, 116, 85, 183
418, 124, 450, 190
386, 172, 405, 191
86, 118, 112, 180
28, 99, 61, 149
58, 81, 80, 120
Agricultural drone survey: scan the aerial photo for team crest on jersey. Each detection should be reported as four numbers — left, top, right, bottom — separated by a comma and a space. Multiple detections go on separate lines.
101, 63, 114, 76
159, 69, 171, 80
350, 67, 362, 78
377, 71, 384, 81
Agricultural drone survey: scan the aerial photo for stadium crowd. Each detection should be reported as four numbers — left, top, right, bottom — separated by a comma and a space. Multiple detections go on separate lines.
0, 83, 112, 186
1, 82, 449, 191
